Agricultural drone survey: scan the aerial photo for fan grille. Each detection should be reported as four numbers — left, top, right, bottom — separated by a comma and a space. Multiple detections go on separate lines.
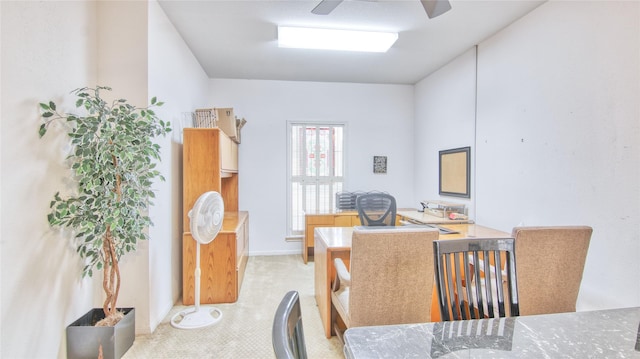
189, 191, 224, 244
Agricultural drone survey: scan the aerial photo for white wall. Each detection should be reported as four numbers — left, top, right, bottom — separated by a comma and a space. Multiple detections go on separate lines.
1, 2, 98, 357
208, 79, 414, 255
94, 0, 154, 335
475, 0, 639, 309
1, 1, 209, 356
147, 0, 211, 331
414, 47, 477, 217
415, 1, 639, 310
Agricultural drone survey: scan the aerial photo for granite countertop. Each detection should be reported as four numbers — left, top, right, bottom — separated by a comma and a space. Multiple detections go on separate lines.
344, 307, 640, 358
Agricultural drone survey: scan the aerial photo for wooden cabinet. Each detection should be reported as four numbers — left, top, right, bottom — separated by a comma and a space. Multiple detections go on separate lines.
303, 211, 360, 264
182, 212, 248, 305
183, 128, 238, 216
182, 128, 247, 305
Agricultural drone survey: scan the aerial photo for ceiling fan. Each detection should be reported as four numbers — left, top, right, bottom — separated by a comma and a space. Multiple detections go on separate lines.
312, 0, 452, 18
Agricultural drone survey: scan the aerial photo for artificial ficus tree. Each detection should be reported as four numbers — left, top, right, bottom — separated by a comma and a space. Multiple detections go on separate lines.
39, 86, 171, 325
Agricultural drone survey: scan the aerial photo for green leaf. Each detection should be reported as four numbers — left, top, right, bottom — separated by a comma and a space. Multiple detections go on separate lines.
37, 86, 173, 289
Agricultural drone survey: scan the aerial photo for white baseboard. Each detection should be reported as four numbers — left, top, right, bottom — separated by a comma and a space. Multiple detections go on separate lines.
248, 250, 302, 256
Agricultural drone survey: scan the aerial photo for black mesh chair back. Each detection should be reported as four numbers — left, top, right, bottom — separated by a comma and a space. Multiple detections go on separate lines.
272, 291, 308, 359
356, 193, 397, 226
433, 238, 519, 321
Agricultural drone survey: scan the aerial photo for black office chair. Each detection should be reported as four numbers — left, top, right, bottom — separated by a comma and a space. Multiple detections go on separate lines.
272, 291, 308, 359
355, 192, 397, 226
433, 238, 520, 321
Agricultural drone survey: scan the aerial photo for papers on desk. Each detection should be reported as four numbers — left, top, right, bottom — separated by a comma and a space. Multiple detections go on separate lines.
396, 222, 460, 235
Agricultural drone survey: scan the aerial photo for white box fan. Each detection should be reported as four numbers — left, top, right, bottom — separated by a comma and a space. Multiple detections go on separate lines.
171, 191, 224, 329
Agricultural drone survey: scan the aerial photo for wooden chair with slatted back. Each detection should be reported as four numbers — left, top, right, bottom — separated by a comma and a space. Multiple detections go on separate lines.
433, 238, 520, 321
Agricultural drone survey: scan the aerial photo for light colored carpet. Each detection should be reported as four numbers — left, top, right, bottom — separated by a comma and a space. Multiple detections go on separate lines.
123, 255, 344, 358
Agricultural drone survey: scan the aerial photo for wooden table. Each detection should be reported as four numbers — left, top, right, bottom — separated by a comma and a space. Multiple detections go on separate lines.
304, 209, 471, 263
314, 224, 511, 338
344, 307, 640, 358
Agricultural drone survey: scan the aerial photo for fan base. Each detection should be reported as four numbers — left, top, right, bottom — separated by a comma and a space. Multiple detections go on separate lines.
170, 306, 223, 329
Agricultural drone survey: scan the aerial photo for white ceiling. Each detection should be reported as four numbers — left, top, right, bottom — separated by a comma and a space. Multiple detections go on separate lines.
158, 0, 546, 85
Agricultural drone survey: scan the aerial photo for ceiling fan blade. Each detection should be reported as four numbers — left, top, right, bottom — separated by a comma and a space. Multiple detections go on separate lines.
420, 0, 452, 19
311, 0, 344, 15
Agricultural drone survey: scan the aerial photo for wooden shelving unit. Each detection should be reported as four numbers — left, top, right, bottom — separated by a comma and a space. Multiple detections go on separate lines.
182, 128, 248, 305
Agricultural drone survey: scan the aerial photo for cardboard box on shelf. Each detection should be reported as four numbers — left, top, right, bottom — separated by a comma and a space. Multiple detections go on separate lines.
215, 108, 237, 139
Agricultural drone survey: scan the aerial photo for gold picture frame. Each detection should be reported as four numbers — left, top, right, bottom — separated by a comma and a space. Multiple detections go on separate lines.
439, 146, 470, 198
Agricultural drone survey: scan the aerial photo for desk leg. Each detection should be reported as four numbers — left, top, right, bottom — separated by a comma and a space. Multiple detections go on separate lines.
314, 238, 331, 338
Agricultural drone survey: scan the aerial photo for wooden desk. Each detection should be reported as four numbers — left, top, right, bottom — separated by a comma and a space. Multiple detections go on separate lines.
313, 224, 511, 338
304, 210, 359, 264
344, 307, 640, 358
304, 209, 471, 264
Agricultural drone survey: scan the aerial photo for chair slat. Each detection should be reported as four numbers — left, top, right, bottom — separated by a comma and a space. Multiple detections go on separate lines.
434, 238, 519, 322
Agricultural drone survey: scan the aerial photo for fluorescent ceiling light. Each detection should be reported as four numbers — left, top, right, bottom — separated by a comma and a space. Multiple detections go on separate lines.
278, 26, 398, 53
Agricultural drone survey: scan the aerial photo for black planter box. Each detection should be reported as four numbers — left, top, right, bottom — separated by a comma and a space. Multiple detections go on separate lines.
66, 308, 135, 359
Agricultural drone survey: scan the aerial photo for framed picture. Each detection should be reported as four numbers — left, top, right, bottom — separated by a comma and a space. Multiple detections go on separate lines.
373, 156, 387, 174
439, 147, 470, 198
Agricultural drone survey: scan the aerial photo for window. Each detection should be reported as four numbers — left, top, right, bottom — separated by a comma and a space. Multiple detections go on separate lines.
287, 123, 345, 236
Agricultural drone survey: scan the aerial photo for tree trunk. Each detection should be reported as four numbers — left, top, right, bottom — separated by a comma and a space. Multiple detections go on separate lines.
102, 228, 121, 319
101, 155, 122, 319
